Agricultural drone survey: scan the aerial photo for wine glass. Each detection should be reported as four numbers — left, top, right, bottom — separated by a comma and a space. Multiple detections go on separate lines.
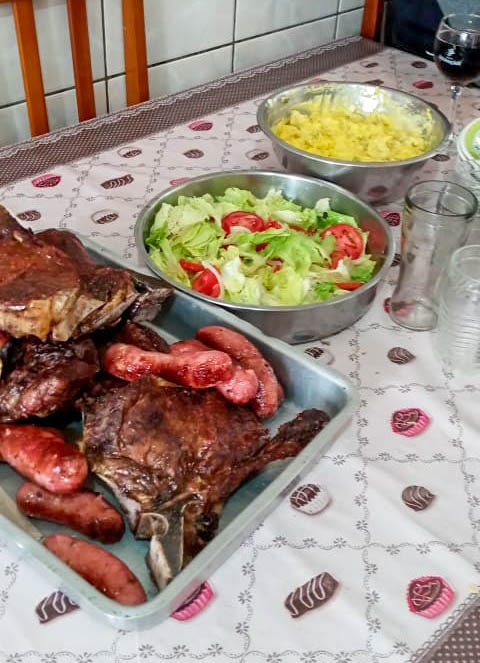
433, 14, 480, 143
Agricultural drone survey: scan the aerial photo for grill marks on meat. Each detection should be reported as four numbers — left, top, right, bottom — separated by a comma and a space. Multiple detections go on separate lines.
0, 210, 173, 341
82, 376, 330, 581
0, 337, 99, 422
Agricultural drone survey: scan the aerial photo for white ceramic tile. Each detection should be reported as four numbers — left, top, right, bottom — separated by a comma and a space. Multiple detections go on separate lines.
0, 103, 30, 147
103, 0, 235, 77
0, 3, 28, 106
35, 0, 105, 91
235, 0, 338, 40
0, 0, 105, 107
234, 16, 336, 72
46, 81, 108, 131
0, 82, 108, 148
108, 46, 232, 113
339, 0, 365, 12
336, 8, 364, 39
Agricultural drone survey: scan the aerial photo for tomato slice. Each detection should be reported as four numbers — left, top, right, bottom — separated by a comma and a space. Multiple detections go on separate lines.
264, 219, 283, 230
255, 242, 268, 252
329, 250, 345, 269
336, 281, 363, 291
179, 258, 204, 273
320, 223, 364, 260
191, 269, 221, 297
267, 258, 283, 272
221, 211, 265, 234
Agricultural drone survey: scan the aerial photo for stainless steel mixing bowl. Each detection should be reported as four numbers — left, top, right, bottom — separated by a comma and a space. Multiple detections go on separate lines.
257, 81, 451, 205
135, 170, 394, 344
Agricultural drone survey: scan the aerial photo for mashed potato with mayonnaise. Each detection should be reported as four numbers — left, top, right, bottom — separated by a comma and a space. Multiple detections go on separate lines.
272, 98, 433, 162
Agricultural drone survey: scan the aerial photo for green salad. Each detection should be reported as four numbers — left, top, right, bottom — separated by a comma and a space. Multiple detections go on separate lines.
145, 187, 377, 306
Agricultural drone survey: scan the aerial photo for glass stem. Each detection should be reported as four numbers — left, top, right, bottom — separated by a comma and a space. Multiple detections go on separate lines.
449, 83, 462, 140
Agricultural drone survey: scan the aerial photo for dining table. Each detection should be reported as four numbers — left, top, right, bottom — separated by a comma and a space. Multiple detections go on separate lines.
0, 35, 480, 663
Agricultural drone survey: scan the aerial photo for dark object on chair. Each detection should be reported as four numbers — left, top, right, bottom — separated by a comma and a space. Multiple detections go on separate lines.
388, 0, 443, 59
362, 0, 442, 59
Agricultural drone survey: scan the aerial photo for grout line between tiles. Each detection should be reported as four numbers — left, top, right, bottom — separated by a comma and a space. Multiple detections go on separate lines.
100, 0, 110, 113
232, 0, 238, 73
0, 8, 362, 114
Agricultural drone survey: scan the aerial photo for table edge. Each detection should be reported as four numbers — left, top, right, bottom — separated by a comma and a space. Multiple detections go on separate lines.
0, 36, 384, 186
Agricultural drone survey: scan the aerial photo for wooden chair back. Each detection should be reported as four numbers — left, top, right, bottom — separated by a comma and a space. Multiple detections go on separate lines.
1, 0, 149, 137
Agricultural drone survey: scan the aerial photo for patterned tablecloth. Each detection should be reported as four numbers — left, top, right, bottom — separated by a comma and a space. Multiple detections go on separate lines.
0, 36, 480, 663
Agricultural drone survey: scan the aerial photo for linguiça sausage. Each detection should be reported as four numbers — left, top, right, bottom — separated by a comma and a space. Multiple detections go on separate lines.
17, 483, 125, 544
169, 339, 209, 354
170, 339, 259, 405
103, 343, 234, 388
0, 425, 88, 493
43, 533, 147, 606
196, 326, 282, 418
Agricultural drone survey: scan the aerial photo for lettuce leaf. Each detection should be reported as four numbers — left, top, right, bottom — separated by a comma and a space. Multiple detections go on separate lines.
145, 186, 378, 306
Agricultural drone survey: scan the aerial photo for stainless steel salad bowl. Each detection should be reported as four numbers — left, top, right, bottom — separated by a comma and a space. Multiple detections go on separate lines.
135, 170, 394, 343
257, 82, 451, 205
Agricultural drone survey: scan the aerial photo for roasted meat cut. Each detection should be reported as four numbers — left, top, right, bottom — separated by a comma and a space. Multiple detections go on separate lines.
0, 336, 99, 422
81, 376, 330, 587
0, 207, 173, 341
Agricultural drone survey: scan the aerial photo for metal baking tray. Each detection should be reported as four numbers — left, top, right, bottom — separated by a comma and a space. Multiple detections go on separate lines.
0, 237, 357, 630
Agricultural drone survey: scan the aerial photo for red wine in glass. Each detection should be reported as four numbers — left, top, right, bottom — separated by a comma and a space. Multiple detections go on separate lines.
433, 14, 480, 143
434, 39, 480, 84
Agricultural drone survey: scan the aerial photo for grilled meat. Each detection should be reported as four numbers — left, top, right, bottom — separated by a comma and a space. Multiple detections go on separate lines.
82, 376, 330, 586
0, 208, 173, 341
0, 336, 99, 422
111, 320, 170, 354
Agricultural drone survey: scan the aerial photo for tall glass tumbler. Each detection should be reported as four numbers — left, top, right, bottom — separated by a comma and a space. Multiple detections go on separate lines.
435, 244, 480, 375
390, 181, 478, 330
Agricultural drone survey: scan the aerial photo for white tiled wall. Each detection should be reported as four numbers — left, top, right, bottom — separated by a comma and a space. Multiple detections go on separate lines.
0, 0, 365, 147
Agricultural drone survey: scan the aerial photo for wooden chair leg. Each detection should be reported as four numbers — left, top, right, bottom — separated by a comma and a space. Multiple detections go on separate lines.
11, 0, 49, 136
66, 0, 96, 122
361, 0, 384, 41
122, 0, 149, 106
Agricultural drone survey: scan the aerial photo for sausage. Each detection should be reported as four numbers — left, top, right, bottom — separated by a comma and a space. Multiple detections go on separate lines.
0, 425, 88, 493
196, 326, 282, 418
43, 533, 147, 606
17, 483, 125, 544
170, 340, 259, 405
170, 339, 208, 354
103, 343, 234, 388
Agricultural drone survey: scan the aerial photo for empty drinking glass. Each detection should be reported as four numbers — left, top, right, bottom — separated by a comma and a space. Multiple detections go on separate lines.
435, 244, 480, 375
389, 180, 478, 331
